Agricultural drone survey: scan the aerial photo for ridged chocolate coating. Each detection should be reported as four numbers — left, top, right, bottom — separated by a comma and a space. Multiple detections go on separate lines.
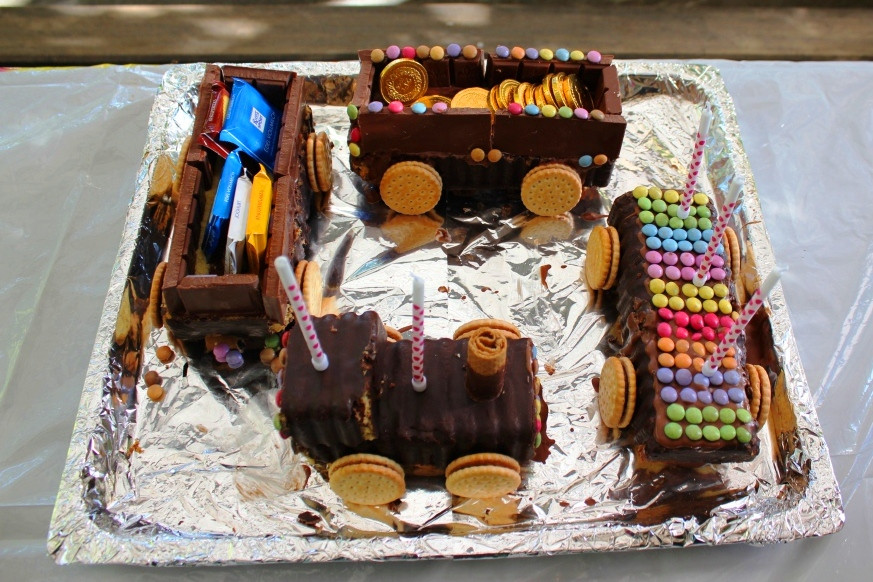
280, 311, 537, 474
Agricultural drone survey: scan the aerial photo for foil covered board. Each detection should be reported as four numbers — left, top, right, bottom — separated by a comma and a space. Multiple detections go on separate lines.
48, 61, 844, 565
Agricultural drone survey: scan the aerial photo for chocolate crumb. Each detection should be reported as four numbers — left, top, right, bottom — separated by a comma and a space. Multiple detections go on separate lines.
544, 362, 556, 375
539, 264, 551, 289
297, 511, 321, 526
559, 500, 570, 508
438, 285, 449, 293
585, 497, 596, 506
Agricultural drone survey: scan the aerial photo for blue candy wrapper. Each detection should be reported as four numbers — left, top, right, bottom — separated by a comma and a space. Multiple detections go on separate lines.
219, 79, 281, 170
201, 150, 245, 263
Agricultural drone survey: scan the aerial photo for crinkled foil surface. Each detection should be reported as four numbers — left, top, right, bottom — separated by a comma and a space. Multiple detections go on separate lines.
48, 61, 844, 565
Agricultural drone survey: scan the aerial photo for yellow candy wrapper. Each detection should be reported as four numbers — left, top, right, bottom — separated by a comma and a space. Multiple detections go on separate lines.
245, 164, 273, 274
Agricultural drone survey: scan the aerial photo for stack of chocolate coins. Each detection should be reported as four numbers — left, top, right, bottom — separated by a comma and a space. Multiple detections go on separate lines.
488, 74, 593, 111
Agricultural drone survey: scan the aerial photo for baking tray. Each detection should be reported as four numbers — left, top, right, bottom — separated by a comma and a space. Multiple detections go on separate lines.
47, 60, 844, 565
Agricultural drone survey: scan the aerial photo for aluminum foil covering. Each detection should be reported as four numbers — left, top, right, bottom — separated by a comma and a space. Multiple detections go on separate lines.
48, 61, 844, 565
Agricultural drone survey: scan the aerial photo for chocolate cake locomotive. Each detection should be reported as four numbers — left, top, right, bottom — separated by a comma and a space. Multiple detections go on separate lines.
346, 44, 626, 217
275, 312, 548, 505
586, 185, 772, 464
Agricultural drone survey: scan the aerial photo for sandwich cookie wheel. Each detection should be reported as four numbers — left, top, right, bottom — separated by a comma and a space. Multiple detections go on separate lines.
598, 356, 637, 429
520, 163, 583, 216
379, 161, 442, 215
445, 453, 522, 498
746, 363, 772, 426
585, 225, 620, 290
723, 226, 745, 305
328, 454, 406, 505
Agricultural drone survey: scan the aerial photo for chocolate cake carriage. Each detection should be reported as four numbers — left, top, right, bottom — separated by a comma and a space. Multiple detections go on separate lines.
158, 64, 334, 352
346, 44, 627, 217
585, 181, 774, 466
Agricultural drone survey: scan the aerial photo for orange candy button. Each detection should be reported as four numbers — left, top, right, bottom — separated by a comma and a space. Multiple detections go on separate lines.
675, 339, 690, 354
674, 353, 692, 369
705, 341, 718, 354
658, 353, 675, 367
722, 356, 738, 369
692, 357, 704, 372
657, 337, 675, 352
691, 342, 706, 357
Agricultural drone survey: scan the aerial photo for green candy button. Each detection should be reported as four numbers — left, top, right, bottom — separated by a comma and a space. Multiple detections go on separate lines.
702, 406, 719, 422
655, 213, 670, 227
736, 408, 752, 424
703, 425, 721, 441
667, 203, 679, 217
347, 104, 359, 120
264, 334, 280, 349
683, 216, 698, 230
652, 199, 667, 213
720, 425, 737, 441
669, 216, 684, 229
664, 422, 683, 440
696, 206, 712, 219
685, 407, 703, 424
698, 217, 713, 230
736, 427, 752, 443
639, 210, 654, 224
638, 197, 652, 210
667, 403, 686, 421
719, 408, 737, 424
685, 424, 703, 440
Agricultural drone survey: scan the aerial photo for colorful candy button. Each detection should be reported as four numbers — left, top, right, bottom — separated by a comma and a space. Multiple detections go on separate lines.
686, 424, 703, 440
665, 422, 683, 440
666, 403, 685, 421
685, 406, 703, 424
736, 427, 752, 443
660, 386, 679, 403
703, 425, 721, 441
736, 408, 752, 423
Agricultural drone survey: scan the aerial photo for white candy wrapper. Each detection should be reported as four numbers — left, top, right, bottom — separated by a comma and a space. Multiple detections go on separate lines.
224, 171, 252, 275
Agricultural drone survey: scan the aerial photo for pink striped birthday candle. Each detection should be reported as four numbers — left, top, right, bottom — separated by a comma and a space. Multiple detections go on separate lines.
678, 108, 713, 220
274, 256, 329, 371
702, 268, 783, 376
693, 179, 743, 287
411, 274, 427, 392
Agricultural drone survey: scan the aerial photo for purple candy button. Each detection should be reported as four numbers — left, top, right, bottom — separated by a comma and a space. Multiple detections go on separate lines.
587, 50, 602, 63
645, 250, 663, 264
680, 387, 698, 403
496, 45, 510, 58
647, 264, 664, 278
446, 43, 461, 57
728, 387, 746, 403
697, 390, 713, 404
433, 101, 448, 113
660, 386, 678, 403
675, 368, 693, 386
657, 367, 674, 383
713, 389, 729, 406
680, 252, 695, 267
708, 370, 724, 385
525, 47, 539, 59
386, 45, 401, 59
724, 370, 741, 385
368, 101, 384, 113
693, 373, 710, 388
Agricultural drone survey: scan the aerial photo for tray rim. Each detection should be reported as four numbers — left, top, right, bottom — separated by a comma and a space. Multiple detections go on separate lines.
47, 60, 845, 566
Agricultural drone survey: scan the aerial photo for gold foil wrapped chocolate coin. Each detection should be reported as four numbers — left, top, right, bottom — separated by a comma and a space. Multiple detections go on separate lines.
450, 87, 490, 109
379, 58, 429, 104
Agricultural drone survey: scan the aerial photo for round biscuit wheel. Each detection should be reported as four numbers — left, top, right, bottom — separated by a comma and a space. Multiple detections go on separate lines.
520, 164, 582, 216
328, 454, 406, 506
379, 161, 442, 215
598, 356, 636, 429
585, 225, 620, 290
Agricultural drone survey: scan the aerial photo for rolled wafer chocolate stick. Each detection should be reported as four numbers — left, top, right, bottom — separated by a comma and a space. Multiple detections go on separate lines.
465, 328, 508, 401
